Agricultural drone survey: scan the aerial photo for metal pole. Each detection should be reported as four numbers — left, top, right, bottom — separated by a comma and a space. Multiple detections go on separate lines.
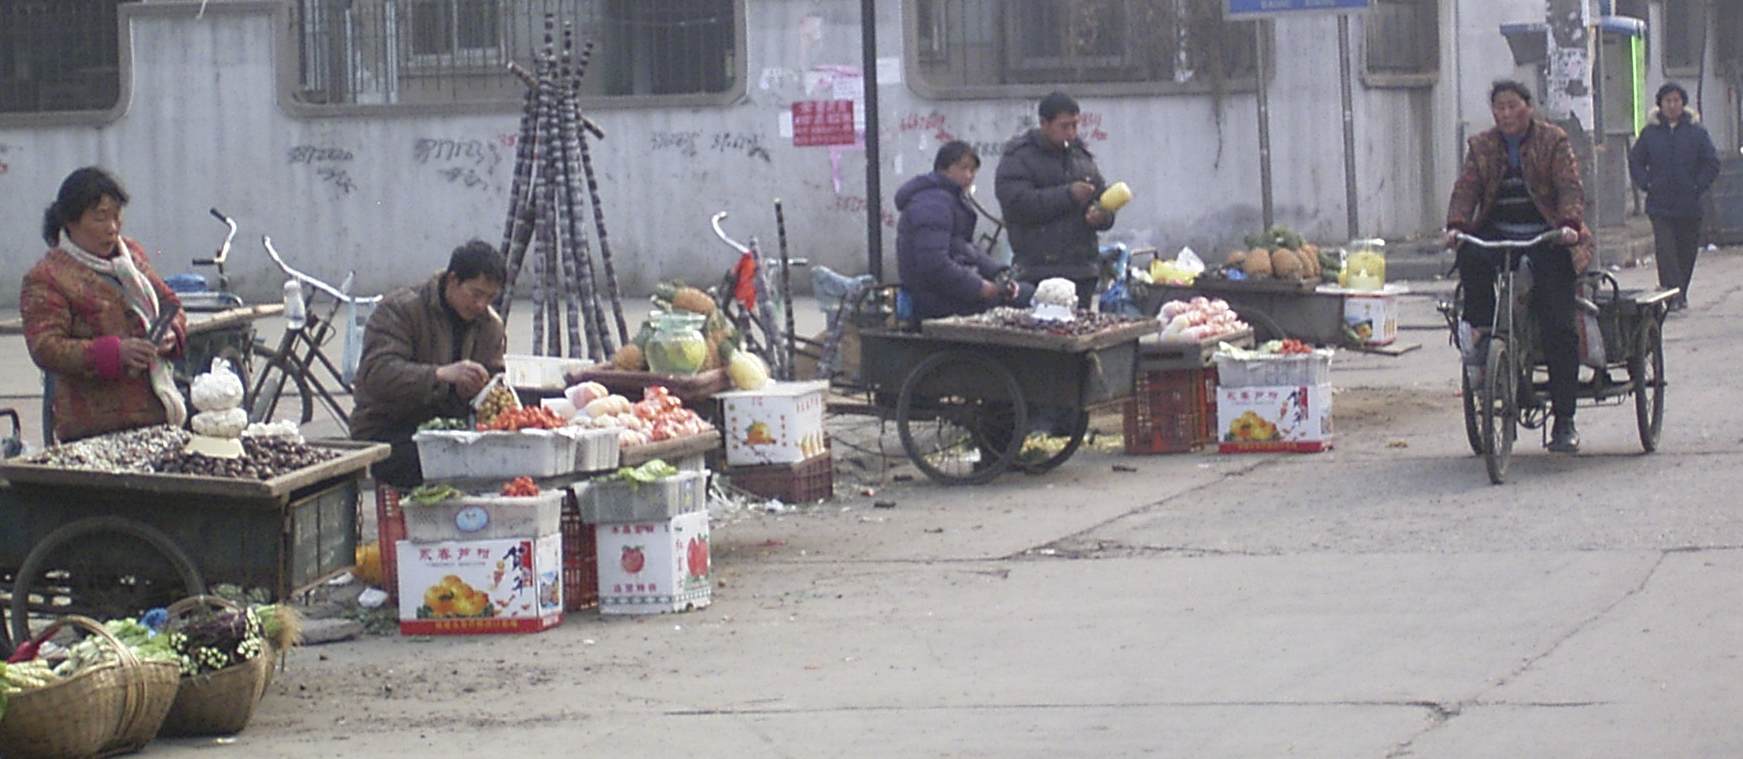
1255, 22, 1274, 229
1338, 15, 1359, 240
861, 0, 884, 281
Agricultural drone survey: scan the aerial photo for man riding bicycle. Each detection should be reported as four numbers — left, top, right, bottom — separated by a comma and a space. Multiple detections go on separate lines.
1442, 80, 1595, 454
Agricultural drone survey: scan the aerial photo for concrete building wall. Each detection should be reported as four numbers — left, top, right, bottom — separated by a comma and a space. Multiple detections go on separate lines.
2, 0, 1728, 309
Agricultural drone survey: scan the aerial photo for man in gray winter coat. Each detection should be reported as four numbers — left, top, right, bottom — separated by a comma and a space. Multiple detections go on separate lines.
995, 92, 1116, 306
1629, 82, 1720, 310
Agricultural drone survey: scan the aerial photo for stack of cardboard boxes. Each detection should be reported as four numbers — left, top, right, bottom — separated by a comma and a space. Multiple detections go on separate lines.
717, 380, 833, 503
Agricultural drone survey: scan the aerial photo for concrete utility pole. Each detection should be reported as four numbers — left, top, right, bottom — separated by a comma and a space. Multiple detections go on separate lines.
1544, 0, 1599, 227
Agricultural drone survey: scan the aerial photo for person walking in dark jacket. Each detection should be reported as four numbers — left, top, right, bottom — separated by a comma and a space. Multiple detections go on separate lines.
995, 92, 1116, 306
1629, 82, 1720, 310
896, 141, 1019, 319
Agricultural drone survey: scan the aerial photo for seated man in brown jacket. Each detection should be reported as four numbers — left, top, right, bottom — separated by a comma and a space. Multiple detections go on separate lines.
351, 240, 508, 487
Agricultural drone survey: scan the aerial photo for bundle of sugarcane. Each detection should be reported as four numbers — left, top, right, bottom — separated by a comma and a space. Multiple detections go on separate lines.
491, 13, 627, 359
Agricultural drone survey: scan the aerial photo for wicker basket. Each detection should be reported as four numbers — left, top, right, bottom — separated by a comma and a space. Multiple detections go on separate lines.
0, 615, 177, 759
158, 596, 275, 737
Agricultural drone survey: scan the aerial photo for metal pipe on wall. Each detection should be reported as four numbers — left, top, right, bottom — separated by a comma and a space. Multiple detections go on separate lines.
862, 0, 884, 281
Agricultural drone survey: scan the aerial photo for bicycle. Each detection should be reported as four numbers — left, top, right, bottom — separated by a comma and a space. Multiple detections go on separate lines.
709, 211, 814, 380
247, 236, 382, 435
1445, 230, 1674, 484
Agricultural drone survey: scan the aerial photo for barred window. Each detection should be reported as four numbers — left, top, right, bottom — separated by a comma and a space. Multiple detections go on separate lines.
0, 0, 138, 115
1662, 0, 1705, 73
292, 0, 741, 108
907, 0, 1262, 98
1363, 0, 1437, 80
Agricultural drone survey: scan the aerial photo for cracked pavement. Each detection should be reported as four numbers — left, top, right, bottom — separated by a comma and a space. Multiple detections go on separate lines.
4, 252, 1738, 757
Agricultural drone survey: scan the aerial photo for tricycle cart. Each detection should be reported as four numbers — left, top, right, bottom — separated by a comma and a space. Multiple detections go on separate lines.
0, 439, 388, 653
838, 313, 1151, 485
1442, 230, 1674, 483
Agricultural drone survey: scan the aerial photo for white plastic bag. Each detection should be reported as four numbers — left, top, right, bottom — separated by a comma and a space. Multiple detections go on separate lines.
1175, 246, 1206, 275
190, 358, 245, 413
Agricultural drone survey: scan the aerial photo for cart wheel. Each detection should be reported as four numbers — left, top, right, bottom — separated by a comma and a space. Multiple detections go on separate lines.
896, 351, 1028, 485
1020, 409, 1090, 475
1481, 339, 1518, 485
1631, 317, 1665, 452
1241, 307, 1291, 343
10, 516, 205, 646
1461, 365, 1483, 457
250, 346, 313, 426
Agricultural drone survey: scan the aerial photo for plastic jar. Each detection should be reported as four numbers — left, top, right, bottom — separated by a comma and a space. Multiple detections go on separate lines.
644, 311, 709, 375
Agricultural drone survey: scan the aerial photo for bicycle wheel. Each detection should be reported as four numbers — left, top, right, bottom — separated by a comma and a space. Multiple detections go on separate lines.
896, 351, 1027, 485
1021, 409, 1090, 475
1481, 339, 1517, 484
250, 346, 313, 426
11, 516, 205, 645
1631, 317, 1665, 452
1461, 365, 1483, 456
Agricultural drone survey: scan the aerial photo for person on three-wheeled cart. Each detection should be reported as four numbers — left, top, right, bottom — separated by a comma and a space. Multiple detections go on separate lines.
1442, 80, 1595, 454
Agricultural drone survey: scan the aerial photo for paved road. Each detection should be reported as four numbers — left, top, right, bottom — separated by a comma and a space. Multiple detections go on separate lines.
6, 254, 1739, 757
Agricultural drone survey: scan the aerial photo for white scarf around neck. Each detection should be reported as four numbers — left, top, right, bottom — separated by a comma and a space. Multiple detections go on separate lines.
60, 238, 188, 428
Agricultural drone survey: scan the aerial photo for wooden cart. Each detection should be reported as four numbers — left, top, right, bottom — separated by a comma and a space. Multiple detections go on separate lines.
842, 317, 1152, 485
0, 440, 388, 653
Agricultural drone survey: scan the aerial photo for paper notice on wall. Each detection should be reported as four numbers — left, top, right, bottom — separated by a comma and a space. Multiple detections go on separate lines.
778, 110, 795, 139
876, 56, 902, 85
809, 65, 868, 134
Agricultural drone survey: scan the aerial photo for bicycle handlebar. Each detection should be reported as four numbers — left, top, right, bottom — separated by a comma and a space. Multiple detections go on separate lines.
194, 208, 237, 267
711, 212, 753, 255
1451, 229, 1567, 249
261, 236, 382, 306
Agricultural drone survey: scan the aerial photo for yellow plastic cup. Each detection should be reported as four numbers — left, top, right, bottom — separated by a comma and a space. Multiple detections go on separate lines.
1098, 181, 1133, 212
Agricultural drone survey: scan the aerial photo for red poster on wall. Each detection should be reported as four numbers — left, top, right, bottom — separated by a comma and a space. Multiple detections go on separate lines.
791, 100, 856, 147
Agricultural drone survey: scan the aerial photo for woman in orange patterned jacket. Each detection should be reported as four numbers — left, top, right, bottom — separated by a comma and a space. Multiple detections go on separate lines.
1441, 81, 1593, 454
22, 167, 189, 443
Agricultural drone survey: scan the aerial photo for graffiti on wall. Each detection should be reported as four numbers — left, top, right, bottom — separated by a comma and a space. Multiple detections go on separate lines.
652, 131, 772, 163
830, 194, 895, 228
412, 137, 504, 193
287, 145, 357, 196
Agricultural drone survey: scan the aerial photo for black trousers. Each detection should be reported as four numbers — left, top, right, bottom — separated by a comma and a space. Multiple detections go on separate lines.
1650, 215, 1702, 301
1458, 242, 1579, 419
369, 439, 424, 489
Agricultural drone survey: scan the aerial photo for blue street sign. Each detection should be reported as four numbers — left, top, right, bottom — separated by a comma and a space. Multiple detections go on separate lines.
1226, 0, 1370, 19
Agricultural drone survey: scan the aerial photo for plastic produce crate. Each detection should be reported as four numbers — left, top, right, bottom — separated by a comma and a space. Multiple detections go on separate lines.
561, 490, 598, 611
577, 470, 709, 523
376, 485, 405, 601
403, 490, 565, 542
412, 429, 579, 480
1124, 368, 1215, 454
726, 451, 833, 503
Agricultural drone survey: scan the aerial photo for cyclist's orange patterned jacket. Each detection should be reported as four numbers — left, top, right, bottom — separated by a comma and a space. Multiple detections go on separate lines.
1446, 119, 1596, 272
21, 238, 188, 442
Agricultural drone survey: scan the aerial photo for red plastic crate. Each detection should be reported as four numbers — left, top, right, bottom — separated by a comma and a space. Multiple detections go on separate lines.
727, 451, 833, 503
1123, 368, 1215, 454
561, 491, 598, 611
1198, 367, 1219, 447
375, 485, 405, 601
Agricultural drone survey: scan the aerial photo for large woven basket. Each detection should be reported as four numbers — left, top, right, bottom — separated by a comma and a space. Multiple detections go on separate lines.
0, 615, 176, 759
158, 596, 275, 737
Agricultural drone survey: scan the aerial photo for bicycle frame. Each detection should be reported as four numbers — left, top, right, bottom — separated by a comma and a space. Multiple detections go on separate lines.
710, 212, 809, 378
249, 236, 382, 432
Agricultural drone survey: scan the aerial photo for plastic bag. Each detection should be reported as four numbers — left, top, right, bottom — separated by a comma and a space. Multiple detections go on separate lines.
190, 358, 245, 413
1175, 246, 1205, 275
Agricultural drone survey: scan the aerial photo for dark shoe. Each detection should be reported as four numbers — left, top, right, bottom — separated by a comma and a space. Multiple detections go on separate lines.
1547, 418, 1580, 453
